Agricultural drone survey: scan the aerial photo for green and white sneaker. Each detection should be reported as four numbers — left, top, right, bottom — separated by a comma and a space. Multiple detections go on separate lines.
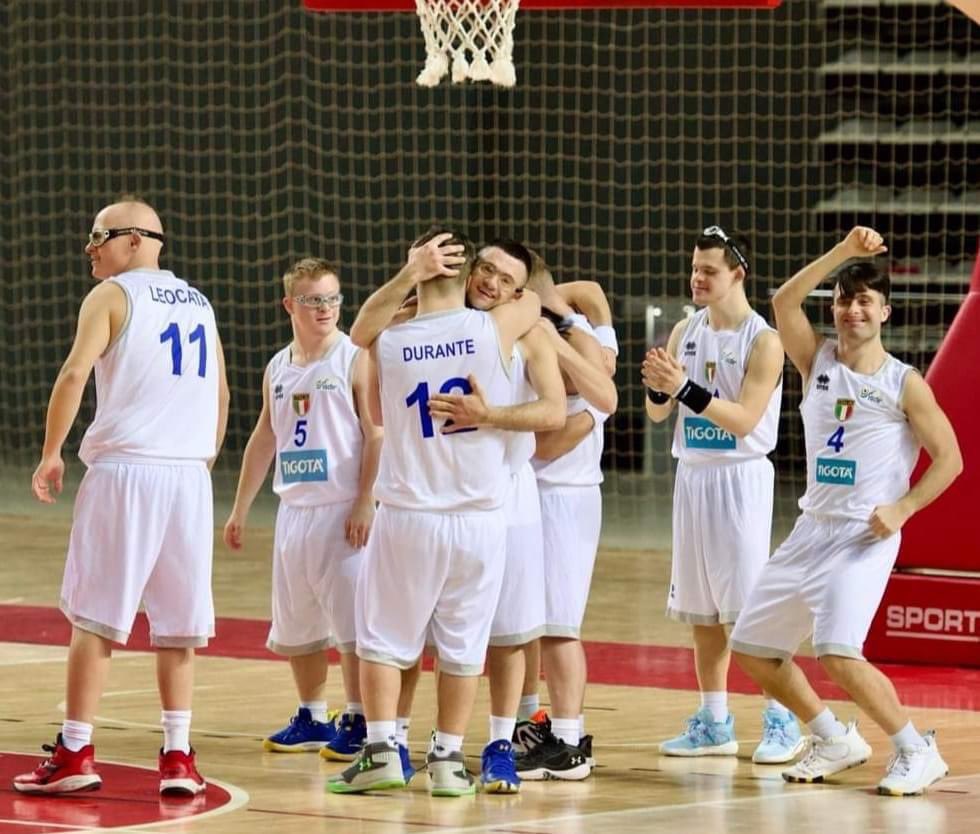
326, 742, 405, 794
427, 750, 476, 797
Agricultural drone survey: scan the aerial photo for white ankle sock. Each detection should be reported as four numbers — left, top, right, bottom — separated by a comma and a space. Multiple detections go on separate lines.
366, 720, 397, 746
432, 731, 464, 755
161, 710, 192, 754
300, 701, 328, 723
807, 709, 847, 741
61, 719, 93, 752
766, 699, 791, 717
517, 694, 539, 721
551, 717, 580, 746
489, 715, 516, 744
395, 716, 411, 747
346, 702, 364, 718
890, 721, 926, 752
578, 713, 586, 735
701, 692, 729, 723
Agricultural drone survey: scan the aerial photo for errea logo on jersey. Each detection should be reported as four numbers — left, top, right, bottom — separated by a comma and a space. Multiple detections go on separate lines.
280, 450, 328, 483
816, 457, 856, 485
683, 417, 736, 450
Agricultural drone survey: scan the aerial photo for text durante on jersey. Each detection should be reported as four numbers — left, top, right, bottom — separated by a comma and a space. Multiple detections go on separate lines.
402, 339, 476, 363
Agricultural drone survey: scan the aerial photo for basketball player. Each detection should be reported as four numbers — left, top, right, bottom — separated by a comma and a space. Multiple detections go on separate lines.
642, 226, 803, 763
222, 258, 382, 764
512, 255, 617, 781
17, 198, 228, 796
731, 227, 962, 795
328, 228, 561, 797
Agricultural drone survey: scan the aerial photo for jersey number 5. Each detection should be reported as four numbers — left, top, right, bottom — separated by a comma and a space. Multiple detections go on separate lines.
160, 323, 207, 377
406, 377, 478, 439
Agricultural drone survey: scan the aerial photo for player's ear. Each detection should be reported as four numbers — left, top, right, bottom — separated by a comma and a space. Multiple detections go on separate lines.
881, 303, 891, 324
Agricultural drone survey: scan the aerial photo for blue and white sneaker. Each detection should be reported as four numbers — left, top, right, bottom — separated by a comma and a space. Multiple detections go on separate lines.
753, 708, 806, 764
481, 739, 520, 794
399, 743, 416, 783
319, 713, 367, 762
659, 708, 738, 757
263, 708, 337, 752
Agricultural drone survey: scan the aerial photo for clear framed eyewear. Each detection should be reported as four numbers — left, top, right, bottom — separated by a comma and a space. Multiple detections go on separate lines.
294, 293, 344, 309
88, 227, 166, 248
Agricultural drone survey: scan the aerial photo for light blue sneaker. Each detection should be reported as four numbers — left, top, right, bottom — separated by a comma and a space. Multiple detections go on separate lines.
481, 739, 520, 794
753, 708, 806, 764
659, 708, 738, 757
263, 708, 337, 752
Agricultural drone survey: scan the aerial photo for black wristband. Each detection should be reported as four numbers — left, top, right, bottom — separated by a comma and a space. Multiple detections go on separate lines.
646, 388, 670, 405
674, 378, 712, 414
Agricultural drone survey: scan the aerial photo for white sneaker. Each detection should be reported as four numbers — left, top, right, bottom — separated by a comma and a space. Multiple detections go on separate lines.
877, 732, 948, 796
782, 721, 871, 783
427, 750, 476, 797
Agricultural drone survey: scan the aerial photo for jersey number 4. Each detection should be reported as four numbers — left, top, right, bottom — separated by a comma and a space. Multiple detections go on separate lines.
160, 323, 207, 377
406, 377, 477, 439
826, 426, 845, 453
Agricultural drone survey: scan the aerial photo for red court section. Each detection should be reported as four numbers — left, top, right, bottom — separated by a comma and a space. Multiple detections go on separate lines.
0, 754, 230, 834
2, 604, 980, 710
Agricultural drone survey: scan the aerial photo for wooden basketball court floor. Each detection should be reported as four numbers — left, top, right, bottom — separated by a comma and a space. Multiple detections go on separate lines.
1, 498, 979, 834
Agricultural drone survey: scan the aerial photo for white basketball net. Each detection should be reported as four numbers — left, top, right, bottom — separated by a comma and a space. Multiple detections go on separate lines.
415, 0, 522, 88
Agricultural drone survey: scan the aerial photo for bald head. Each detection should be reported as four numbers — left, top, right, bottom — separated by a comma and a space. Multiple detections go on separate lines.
97, 199, 164, 235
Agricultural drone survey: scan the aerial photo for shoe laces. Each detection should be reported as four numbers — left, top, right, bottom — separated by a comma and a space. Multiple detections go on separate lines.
684, 714, 714, 746
886, 745, 926, 778
761, 713, 793, 747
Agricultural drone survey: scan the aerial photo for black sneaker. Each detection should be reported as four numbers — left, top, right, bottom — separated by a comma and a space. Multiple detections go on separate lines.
515, 736, 591, 781
579, 734, 595, 769
513, 710, 553, 756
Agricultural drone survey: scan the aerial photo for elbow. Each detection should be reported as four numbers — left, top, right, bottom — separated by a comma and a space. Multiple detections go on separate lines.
349, 325, 371, 350
950, 449, 965, 480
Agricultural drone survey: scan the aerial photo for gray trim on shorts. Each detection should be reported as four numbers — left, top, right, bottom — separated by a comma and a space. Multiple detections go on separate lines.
541, 625, 581, 639
487, 625, 546, 648
729, 638, 793, 662
266, 636, 334, 657
356, 647, 424, 671
334, 640, 356, 654
436, 659, 485, 676
153, 633, 211, 649
814, 642, 866, 661
61, 602, 129, 645
666, 606, 740, 626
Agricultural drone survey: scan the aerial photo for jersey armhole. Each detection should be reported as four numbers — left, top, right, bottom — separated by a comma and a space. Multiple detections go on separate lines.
101, 280, 133, 358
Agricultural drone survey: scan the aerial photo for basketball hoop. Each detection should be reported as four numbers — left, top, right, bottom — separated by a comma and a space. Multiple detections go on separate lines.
414, 1, 521, 88
305, 1, 784, 87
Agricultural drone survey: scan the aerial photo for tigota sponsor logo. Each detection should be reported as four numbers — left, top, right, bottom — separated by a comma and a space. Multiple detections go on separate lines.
815, 457, 856, 485
683, 417, 735, 450
280, 449, 328, 483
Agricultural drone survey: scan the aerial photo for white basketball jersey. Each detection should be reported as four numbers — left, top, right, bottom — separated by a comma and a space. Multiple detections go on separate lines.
268, 334, 363, 507
671, 308, 781, 464
374, 308, 513, 512
504, 342, 537, 475
798, 340, 919, 521
532, 395, 607, 488
79, 269, 219, 465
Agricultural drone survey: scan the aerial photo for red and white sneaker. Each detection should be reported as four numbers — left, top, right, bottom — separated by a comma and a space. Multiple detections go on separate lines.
159, 748, 207, 796
13, 735, 102, 794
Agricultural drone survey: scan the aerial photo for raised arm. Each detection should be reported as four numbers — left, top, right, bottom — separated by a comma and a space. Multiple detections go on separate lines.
773, 226, 886, 380
32, 282, 126, 503
223, 368, 276, 550
539, 320, 618, 414
349, 233, 465, 348
556, 280, 613, 327
868, 372, 963, 539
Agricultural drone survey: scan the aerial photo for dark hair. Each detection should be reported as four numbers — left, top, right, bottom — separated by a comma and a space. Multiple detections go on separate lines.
695, 229, 751, 274
481, 238, 533, 285
411, 225, 477, 283
835, 260, 890, 303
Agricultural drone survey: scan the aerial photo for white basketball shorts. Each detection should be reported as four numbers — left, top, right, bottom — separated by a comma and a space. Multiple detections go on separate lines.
356, 504, 506, 675
489, 464, 546, 647
667, 457, 774, 625
267, 500, 362, 656
730, 512, 902, 660
60, 460, 214, 648
539, 485, 602, 639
